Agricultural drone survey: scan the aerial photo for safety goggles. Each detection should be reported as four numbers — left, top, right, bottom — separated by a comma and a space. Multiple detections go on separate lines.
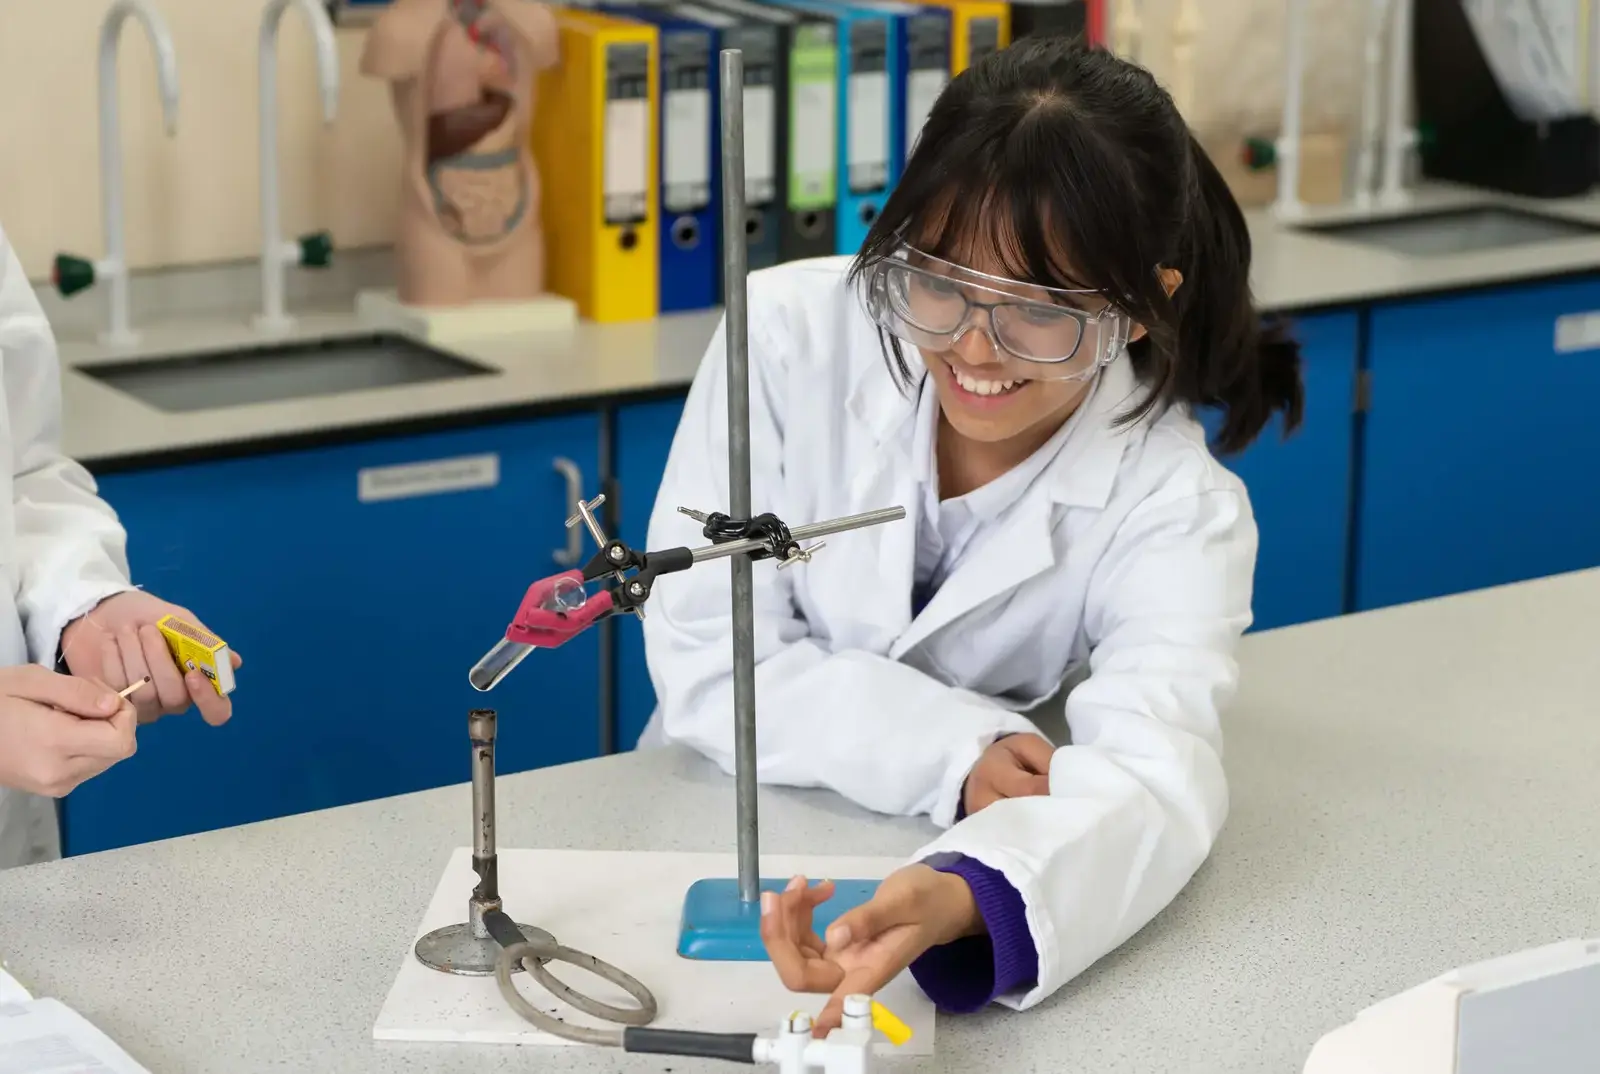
863, 245, 1131, 382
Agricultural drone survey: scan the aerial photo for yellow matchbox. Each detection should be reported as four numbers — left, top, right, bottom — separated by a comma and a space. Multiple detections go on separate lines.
157, 615, 236, 697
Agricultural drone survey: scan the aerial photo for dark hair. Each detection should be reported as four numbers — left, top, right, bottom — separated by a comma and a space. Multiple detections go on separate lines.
848, 35, 1303, 455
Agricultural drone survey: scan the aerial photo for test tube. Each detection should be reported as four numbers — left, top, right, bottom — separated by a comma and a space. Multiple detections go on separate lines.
468, 579, 591, 691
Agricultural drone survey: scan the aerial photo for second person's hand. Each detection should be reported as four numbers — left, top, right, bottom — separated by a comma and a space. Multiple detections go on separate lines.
0, 665, 136, 797
60, 591, 242, 726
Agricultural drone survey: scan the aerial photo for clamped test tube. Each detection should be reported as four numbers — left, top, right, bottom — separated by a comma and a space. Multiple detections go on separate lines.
467, 575, 592, 691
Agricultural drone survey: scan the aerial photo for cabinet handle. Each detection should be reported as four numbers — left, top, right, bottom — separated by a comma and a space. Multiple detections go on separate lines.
552, 456, 584, 566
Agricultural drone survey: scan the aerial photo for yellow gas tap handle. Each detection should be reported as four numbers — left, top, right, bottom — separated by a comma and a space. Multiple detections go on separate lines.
870, 1001, 912, 1047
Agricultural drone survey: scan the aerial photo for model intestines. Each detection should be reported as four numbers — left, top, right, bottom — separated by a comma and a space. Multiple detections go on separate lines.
362, 0, 558, 307
425, 8, 526, 243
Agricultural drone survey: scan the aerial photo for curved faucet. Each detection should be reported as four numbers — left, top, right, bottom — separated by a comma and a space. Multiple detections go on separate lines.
257, 0, 341, 333
1378, 0, 1416, 206
53, 1, 180, 348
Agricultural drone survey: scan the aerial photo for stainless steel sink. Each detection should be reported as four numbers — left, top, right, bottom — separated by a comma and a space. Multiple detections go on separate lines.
80, 333, 497, 412
1300, 205, 1600, 258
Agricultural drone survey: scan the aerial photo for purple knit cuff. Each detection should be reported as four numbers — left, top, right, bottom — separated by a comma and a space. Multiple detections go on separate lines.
908, 855, 1039, 1012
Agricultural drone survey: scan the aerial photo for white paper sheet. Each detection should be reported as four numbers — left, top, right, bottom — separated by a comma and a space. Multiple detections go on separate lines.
0, 998, 151, 1074
603, 98, 651, 224
0, 963, 33, 1004
847, 71, 889, 192
664, 87, 713, 213
792, 77, 838, 202
374, 848, 936, 1056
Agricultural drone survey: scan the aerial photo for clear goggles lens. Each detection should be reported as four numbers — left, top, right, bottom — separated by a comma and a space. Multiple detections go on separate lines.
864, 248, 1131, 381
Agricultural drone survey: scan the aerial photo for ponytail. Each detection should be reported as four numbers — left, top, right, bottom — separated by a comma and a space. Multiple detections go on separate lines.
1173, 135, 1305, 455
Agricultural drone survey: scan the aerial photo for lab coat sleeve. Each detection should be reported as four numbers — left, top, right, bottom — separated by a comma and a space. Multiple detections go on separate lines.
909, 483, 1253, 1007
641, 311, 1041, 824
0, 231, 133, 665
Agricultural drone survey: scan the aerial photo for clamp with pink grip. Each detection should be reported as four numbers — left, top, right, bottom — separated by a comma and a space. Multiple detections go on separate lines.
502, 570, 616, 648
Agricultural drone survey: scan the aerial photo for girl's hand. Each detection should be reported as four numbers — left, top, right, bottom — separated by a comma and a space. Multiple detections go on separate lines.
964, 734, 1053, 815
760, 865, 982, 1035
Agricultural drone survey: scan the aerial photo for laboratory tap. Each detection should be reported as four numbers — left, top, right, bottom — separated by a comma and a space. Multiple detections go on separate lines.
256, 0, 341, 334
1377, 0, 1417, 206
52, 0, 180, 349
1271, 0, 1308, 219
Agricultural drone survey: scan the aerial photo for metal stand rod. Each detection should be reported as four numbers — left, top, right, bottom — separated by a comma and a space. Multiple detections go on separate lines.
720, 48, 760, 907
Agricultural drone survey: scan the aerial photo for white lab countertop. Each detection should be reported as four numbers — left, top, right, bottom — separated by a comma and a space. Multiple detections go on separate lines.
54, 182, 1600, 465
1, 568, 1596, 1073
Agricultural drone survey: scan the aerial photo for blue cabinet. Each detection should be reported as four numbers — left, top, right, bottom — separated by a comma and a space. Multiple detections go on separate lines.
1355, 277, 1600, 611
1205, 311, 1360, 631
610, 398, 689, 750
65, 416, 605, 855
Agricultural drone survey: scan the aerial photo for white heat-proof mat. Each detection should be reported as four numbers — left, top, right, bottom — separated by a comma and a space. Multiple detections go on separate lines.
373, 848, 936, 1056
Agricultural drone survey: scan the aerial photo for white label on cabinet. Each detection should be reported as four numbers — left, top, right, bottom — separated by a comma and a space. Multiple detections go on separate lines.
1554, 311, 1600, 353
358, 454, 500, 503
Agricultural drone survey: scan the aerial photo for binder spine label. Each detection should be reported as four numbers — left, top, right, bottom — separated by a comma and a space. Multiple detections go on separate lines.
734, 28, 779, 208
789, 23, 838, 210
968, 17, 1001, 65
847, 20, 890, 195
603, 42, 652, 225
663, 31, 712, 214
905, 14, 950, 159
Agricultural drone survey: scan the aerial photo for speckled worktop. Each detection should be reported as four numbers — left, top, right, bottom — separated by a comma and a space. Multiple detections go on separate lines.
2, 567, 1597, 1072
51, 182, 1600, 466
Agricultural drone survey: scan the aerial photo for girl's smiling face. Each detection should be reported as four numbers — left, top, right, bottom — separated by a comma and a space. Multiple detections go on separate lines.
899, 216, 1133, 449
912, 249, 1102, 447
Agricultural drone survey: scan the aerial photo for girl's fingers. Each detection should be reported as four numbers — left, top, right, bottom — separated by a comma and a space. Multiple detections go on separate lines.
803, 878, 836, 907
1003, 733, 1057, 774
813, 993, 845, 1037
762, 891, 841, 993
824, 887, 917, 952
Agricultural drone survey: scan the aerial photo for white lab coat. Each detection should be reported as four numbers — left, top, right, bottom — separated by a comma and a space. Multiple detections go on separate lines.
0, 226, 134, 870
640, 257, 1256, 1009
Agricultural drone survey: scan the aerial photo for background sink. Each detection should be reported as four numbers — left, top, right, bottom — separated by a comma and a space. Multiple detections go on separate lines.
1300, 205, 1600, 258
81, 332, 497, 413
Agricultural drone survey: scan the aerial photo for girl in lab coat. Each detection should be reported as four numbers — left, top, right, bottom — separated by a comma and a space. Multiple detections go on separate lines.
0, 223, 242, 869
639, 36, 1302, 1028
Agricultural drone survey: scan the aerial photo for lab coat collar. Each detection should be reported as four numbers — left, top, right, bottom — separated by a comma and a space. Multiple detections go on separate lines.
865, 351, 1146, 658
847, 342, 1145, 513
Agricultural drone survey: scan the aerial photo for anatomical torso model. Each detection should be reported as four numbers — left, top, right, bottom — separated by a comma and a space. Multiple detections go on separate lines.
362, 0, 558, 307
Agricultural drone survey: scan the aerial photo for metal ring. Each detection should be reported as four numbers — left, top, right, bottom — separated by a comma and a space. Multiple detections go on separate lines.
521, 938, 658, 1025
494, 938, 658, 1046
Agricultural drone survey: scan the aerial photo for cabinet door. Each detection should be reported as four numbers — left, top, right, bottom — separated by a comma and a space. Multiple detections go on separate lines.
610, 397, 689, 750
1357, 278, 1600, 611
1203, 311, 1360, 631
64, 415, 604, 855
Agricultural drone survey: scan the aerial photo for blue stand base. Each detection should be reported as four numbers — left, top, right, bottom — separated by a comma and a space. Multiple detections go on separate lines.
677, 877, 881, 961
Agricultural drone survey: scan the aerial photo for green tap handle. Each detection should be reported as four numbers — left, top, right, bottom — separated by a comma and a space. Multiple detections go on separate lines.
298, 231, 334, 269
1241, 137, 1277, 172
53, 254, 97, 298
